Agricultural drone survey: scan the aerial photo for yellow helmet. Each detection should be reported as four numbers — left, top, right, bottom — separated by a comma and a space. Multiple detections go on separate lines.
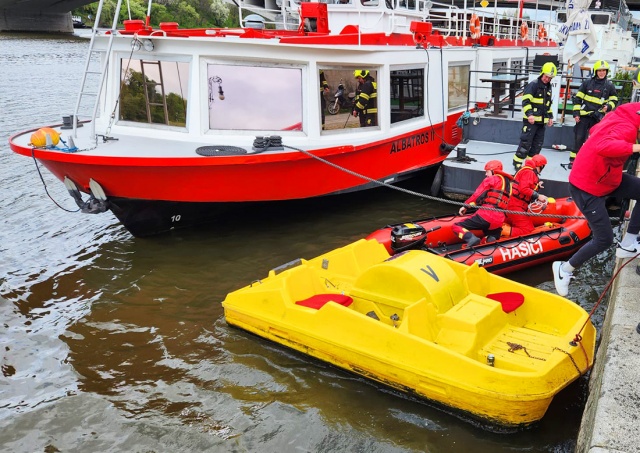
593, 60, 610, 76
540, 62, 557, 78
354, 69, 369, 79
634, 67, 640, 85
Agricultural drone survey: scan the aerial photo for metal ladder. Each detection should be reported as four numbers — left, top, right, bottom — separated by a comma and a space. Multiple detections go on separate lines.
72, 0, 124, 141
140, 60, 170, 125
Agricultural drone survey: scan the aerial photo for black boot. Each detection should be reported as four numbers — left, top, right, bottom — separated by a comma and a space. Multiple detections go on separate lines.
462, 232, 481, 247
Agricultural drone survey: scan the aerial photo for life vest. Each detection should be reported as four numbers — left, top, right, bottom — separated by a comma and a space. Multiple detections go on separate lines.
478, 173, 512, 210
511, 165, 539, 203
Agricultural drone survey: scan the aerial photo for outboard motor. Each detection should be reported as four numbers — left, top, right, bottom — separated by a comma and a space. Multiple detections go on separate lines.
390, 223, 427, 253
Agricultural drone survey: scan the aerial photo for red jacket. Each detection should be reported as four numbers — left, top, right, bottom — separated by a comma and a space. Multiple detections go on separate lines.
569, 102, 640, 196
507, 162, 540, 210
465, 173, 510, 229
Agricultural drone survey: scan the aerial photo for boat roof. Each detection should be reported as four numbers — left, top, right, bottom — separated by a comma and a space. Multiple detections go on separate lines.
109, 0, 560, 49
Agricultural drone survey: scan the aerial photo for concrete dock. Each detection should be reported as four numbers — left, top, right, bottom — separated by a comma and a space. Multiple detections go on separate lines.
577, 227, 640, 452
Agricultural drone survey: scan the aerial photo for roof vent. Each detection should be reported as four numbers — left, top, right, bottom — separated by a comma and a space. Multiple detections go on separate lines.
244, 15, 266, 30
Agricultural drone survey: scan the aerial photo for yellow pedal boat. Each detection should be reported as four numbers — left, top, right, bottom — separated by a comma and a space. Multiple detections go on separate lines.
222, 239, 596, 428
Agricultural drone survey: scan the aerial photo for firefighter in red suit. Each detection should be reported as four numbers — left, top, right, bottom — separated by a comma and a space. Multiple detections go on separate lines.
506, 154, 549, 236
452, 160, 513, 247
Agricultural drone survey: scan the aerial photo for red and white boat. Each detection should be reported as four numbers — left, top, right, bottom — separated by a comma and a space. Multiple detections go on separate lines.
366, 197, 591, 275
9, 0, 558, 236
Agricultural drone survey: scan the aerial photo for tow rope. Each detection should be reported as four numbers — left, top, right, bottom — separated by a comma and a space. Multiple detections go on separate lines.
284, 143, 588, 222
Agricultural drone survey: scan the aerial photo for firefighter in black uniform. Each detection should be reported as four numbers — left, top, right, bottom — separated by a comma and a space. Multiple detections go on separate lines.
352, 69, 377, 127
320, 70, 330, 130
511, 62, 556, 171
570, 60, 618, 167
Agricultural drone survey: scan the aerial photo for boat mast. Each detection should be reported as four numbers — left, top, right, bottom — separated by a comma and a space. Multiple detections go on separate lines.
145, 0, 153, 28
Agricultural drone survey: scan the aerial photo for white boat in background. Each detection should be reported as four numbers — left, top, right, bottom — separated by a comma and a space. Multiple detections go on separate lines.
10, 0, 559, 237
555, 0, 637, 70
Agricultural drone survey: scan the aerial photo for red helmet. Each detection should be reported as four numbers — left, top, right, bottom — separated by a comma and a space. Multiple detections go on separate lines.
484, 160, 503, 172
530, 154, 547, 168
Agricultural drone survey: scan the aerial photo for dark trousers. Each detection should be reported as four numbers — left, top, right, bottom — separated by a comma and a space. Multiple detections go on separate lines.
358, 112, 377, 127
572, 116, 599, 160
513, 122, 546, 168
452, 214, 502, 239
518, 122, 546, 156
568, 174, 640, 268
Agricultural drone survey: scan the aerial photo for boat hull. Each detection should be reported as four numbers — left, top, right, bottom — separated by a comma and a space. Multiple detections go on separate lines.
223, 239, 596, 428
366, 197, 591, 274
11, 125, 448, 236
106, 172, 428, 237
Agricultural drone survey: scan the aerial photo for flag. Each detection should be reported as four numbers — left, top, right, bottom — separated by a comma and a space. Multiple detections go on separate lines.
556, 0, 597, 66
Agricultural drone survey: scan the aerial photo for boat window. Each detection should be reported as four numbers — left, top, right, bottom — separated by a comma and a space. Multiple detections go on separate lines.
390, 68, 424, 124
207, 64, 302, 131
591, 14, 610, 25
119, 58, 189, 127
448, 64, 470, 110
320, 68, 378, 132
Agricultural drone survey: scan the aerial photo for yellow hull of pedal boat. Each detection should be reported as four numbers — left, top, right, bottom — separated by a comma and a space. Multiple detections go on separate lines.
222, 239, 596, 427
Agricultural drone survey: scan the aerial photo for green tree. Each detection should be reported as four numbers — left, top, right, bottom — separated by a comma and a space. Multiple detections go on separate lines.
614, 70, 634, 105
119, 68, 187, 126
75, 0, 230, 28
170, 2, 200, 28
210, 0, 230, 26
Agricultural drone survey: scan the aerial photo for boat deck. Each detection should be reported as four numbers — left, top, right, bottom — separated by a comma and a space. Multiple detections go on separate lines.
440, 113, 577, 200
483, 325, 559, 372
12, 115, 422, 160
441, 139, 573, 199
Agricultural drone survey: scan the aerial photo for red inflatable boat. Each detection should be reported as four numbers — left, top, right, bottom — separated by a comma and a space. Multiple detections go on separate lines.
366, 197, 591, 275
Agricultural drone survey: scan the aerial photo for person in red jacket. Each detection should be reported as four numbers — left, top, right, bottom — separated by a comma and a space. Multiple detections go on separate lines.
553, 102, 640, 297
452, 160, 512, 247
505, 154, 549, 236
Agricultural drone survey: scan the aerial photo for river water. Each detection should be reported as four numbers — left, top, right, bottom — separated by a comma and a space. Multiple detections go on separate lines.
0, 32, 614, 452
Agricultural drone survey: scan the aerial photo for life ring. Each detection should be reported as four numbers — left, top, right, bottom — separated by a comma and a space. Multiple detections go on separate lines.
537, 23, 547, 41
520, 21, 529, 40
469, 14, 481, 40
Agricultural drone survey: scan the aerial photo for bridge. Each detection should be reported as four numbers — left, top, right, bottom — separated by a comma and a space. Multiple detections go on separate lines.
0, 0, 92, 32
1, 0, 638, 33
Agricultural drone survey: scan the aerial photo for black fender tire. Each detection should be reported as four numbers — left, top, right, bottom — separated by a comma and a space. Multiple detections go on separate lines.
430, 165, 444, 197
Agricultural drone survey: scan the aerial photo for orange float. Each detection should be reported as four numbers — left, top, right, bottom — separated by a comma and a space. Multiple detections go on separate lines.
520, 21, 529, 40
30, 127, 60, 148
469, 14, 481, 39
537, 23, 547, 40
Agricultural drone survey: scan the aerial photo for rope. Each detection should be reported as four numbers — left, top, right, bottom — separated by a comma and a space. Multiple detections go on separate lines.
506, 342, 545, 361
283, 144, 586, 221
553, 345, 584, 376
575, 251, 640, 340
452, 228, 566, 265
105, 37, 139, 137
43, 137, 78, 153
30, 147, 80, 213
506, 342, 587, 379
